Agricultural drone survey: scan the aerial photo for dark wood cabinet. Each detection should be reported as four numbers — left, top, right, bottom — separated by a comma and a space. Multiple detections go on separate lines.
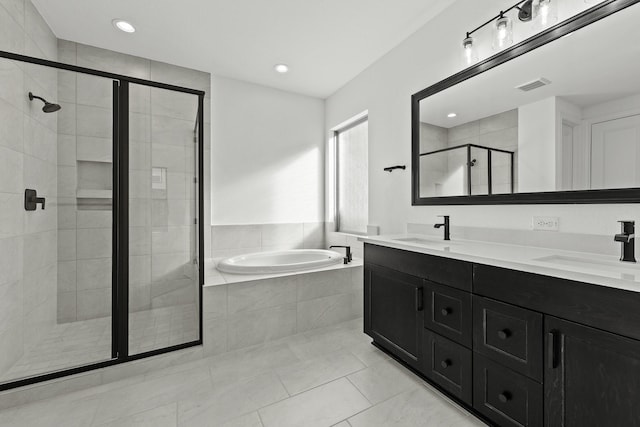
474, 354, 543, 427
423, 328, 472, 405
545, 316, 640, 427
364, 263, 424, 370
424, 280, 472, 348
364, 243, 640, 427
473, 296, 543, 382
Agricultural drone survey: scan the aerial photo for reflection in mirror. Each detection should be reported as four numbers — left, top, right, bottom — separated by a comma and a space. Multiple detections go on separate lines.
416, 2, 640, 199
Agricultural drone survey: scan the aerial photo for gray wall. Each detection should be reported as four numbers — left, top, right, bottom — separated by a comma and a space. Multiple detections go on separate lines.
0, 0, 59, 374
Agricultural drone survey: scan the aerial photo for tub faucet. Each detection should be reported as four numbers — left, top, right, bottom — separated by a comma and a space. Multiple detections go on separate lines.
614, 220, 636, 263
330, 245, 352, 264
434, 215, 450, 241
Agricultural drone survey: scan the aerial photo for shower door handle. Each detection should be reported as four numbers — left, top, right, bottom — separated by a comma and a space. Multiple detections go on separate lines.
25, 189, 45, 210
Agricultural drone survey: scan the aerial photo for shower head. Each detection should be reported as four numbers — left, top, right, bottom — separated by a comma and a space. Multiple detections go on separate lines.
28, 92, 62, 113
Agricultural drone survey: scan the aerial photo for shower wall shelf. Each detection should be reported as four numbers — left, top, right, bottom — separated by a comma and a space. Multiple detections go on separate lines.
420, 143, 515, 196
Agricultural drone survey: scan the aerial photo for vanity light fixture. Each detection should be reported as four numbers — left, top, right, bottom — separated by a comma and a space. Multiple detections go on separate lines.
274, 64, 289, 73
112, 19, 135, 33
462, 0, 559, 64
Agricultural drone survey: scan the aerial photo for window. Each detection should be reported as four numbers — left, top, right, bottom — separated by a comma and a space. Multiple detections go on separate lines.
335, 117, 368, 234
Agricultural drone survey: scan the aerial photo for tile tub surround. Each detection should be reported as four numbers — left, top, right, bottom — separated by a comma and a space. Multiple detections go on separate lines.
0, 0, 59, 381
0, 319, 486, 427
210, 222, 326, 258
203, 259, 363, 354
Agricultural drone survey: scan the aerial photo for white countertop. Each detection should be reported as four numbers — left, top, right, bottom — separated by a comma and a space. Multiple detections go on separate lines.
359, 234, 640, 294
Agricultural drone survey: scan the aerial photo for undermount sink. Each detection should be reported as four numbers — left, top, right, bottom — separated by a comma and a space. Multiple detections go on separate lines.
392, 237, 455, 248
534, 255, 640, 279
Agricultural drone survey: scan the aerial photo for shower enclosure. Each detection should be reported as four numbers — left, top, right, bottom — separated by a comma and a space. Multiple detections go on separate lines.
0, 50, 204, 390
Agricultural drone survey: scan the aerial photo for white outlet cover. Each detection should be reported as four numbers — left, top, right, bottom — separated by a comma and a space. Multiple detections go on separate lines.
532, 216, 559, 231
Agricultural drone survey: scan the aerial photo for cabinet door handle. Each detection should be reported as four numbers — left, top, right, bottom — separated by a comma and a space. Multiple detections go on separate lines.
441, 307, 452, 316
497, 329, 511, 340
547, 330, 560, 369
416, 287, 423, 312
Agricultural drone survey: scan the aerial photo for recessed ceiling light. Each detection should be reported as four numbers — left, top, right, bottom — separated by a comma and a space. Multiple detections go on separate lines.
447, 113, 457, 118
112, 19, 136, 33
274, 64, 289, 73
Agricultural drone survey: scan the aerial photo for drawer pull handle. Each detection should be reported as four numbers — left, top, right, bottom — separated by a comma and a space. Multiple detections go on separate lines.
440, 359, 452, 369
441, 307, 452, 316
497, 329, 511, 340
498, 391, 512, 403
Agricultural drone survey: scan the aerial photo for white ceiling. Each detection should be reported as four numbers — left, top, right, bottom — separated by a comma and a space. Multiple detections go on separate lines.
420, 2, 640, 128
32, 0, 454, 98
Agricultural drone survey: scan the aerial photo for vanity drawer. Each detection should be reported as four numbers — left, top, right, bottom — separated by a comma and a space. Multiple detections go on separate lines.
473, 354, 543, 427
422, 329, 472, 405
424, 280, 472, 348
364, 243, 472, 291
473, 296, 543, 381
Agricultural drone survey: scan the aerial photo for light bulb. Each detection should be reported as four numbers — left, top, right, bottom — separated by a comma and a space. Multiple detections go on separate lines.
492, 15, 513, 51
534, 0, 558, 30
462, 35, 478, 66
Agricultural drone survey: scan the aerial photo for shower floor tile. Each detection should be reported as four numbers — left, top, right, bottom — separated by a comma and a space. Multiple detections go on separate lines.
1, 303, 198, 383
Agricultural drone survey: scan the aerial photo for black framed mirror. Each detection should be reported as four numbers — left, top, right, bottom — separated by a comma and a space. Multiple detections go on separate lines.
412, 0, 640, 205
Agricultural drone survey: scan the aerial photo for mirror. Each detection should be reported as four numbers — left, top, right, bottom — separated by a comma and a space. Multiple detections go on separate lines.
412, 1, 640, 204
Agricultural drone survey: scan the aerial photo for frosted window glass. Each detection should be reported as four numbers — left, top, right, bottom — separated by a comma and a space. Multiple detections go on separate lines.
337, 120, 368, 233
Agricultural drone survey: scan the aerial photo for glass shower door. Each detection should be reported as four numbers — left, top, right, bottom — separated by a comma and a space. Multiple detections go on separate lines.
128, 83, 200, 355
0, 59, 115, 385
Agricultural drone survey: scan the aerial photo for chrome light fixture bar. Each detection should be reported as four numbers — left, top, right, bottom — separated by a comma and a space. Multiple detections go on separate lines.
461, 0, 557, 66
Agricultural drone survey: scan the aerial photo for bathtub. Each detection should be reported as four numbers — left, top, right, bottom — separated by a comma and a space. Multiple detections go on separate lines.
216, 249, 345, 274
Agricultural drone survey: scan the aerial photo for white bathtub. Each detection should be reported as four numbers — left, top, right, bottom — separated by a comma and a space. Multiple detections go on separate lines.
216, 249, 345, 274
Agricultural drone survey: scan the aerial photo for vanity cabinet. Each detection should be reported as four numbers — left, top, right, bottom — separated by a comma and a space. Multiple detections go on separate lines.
545, 316, 640, 427
364, 264, 424, 370
364, 243, 640, 427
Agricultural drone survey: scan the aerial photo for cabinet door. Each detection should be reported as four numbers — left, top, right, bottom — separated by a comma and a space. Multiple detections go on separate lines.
364, 264, 424, 369
545, 316, 640, 427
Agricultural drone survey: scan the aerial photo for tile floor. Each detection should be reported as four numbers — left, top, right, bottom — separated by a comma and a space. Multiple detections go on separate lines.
1, 304, 198, 383
0, 318, 487, 427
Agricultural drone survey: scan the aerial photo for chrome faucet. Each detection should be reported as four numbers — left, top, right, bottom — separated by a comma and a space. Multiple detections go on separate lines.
614, 220, 636, 263
434, 215, 450, 241
329, 245, 352, 264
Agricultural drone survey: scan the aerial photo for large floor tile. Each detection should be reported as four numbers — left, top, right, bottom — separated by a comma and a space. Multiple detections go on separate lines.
208, 341, 301, 384
90, 368, 212, 425
347, 359, 424, 404
177, 371, 288, 426
259, 378, 370, 427
348, 387, 487, 427
93, 402, 177, 427
277, 350, 365, 395
219, 411, 264, 427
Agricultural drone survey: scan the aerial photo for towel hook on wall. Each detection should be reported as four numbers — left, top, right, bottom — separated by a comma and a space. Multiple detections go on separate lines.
384, 165, 406, 173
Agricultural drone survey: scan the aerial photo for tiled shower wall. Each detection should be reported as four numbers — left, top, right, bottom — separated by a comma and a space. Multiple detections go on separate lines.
0, 0, 59, 374
55, 40, 211, 322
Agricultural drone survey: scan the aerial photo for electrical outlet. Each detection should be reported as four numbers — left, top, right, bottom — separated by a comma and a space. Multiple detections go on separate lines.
532, 216, 559, 231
